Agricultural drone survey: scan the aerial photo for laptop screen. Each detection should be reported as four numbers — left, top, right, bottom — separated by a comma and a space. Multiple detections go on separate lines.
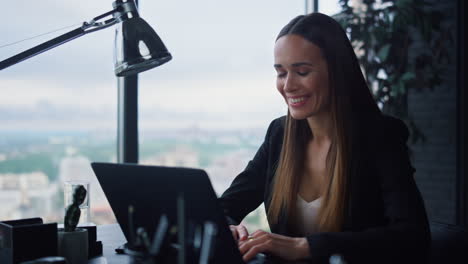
91, 162, 244, 263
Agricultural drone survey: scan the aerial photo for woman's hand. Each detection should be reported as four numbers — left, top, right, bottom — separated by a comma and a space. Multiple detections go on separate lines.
229, 224, 249, 242
238, 229, 310, 262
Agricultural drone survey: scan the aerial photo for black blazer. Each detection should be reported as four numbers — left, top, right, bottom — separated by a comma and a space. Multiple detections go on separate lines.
219, 114, 431, 264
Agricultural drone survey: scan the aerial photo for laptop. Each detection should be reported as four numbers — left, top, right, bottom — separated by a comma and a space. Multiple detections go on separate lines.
91, 162, 267, 264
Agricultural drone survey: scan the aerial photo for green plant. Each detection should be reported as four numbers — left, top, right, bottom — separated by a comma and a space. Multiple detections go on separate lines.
334, 0, 453, 143
64, 185, 87, 232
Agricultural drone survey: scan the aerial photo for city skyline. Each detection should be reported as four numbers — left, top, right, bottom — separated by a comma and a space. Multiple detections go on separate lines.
0, 129, 270, 231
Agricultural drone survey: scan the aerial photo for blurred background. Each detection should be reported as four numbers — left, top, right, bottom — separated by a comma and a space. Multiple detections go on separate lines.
0, 0, 464, 232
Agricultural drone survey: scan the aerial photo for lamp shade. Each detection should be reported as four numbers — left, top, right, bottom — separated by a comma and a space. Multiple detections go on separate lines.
114, 16, 172, 77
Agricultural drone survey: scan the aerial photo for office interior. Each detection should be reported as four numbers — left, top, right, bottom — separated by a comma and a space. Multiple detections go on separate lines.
0, 0, 466, 263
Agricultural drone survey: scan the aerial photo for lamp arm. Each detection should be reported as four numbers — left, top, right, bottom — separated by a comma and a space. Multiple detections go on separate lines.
0, 0, 138, 71
0, 27, 86, 71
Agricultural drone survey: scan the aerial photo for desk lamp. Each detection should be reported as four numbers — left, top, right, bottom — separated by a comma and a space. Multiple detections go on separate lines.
0, 0, 172, 76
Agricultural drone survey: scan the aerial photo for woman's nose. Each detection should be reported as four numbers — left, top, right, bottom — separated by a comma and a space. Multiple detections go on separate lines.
283, 75, 298, 93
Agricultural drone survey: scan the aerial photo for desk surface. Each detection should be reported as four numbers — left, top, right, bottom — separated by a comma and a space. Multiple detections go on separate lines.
89, 224, 302, 264
89, 224, 130, 264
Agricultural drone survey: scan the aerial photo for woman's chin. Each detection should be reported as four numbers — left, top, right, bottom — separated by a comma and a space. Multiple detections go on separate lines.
289, 107, 328, 120
289, 111, 309, 120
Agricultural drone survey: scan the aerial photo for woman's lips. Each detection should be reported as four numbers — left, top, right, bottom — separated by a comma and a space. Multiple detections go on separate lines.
288, 96, 308, 107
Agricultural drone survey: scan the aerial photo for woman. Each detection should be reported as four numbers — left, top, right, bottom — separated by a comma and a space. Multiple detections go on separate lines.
219, 13, 430, 264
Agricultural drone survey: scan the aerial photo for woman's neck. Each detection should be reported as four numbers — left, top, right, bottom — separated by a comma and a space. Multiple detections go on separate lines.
306, 110, 333, 144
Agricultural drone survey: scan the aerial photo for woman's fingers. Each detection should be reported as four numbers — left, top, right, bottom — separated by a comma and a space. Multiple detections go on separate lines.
250, 229, 267, 237
237, 225, 249, 241
238, 231, 269, 255
229, 224, 249, 242
229, 225, 238, 241
238, 230, 309, 261
239, 232, 272, 261
243, 242, 271, 261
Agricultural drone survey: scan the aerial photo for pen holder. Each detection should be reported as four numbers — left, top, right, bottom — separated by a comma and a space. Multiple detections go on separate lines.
0, 218, 57, 264
58, 223, 103, 258
57, 228, 88, 264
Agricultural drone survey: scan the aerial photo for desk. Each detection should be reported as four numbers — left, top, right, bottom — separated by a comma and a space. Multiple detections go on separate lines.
88, 224, 130, 264
88, 225, 299, 264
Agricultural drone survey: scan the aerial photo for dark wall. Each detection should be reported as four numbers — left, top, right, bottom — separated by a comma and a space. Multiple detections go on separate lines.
457, 0, 466, 227
407, 0, 459, 224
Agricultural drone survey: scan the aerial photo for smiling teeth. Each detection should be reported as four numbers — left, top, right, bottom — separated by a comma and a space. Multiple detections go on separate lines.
290, 97, 305, 104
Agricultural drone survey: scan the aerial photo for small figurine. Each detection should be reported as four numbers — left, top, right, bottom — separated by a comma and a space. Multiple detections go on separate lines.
64, 185, 87, 232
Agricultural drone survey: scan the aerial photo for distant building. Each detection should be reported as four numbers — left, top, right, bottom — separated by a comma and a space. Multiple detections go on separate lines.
58, 154, 114, 224
205, 149, 254, 196
141, 145, 199, 168
0, 172, 57, 221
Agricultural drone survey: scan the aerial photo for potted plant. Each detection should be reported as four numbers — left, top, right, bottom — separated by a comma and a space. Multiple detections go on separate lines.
57, 185, 88, 264
333, 0, 453, 143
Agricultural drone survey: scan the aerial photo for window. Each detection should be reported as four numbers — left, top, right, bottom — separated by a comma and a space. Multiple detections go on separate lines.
0, 0, 118, 224
138, 0, 303, 231
1, 1, 305, 231
318, 0, 341, 15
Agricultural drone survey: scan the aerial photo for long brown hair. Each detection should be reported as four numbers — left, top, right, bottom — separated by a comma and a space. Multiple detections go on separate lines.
267, 13, 380, 232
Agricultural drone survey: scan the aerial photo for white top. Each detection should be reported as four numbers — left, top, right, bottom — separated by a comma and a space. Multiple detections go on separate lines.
293, 195, 322, 236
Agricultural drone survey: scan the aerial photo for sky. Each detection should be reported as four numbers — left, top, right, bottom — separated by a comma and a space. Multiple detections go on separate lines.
0, 0, 340, 132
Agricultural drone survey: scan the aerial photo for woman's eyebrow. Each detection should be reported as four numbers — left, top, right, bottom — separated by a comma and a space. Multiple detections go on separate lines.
273, 62, 314, 68
291, 62, 314, 67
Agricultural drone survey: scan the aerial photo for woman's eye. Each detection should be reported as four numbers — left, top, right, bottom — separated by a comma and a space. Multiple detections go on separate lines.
277, 72, 287, 78
297, 71, 309, 76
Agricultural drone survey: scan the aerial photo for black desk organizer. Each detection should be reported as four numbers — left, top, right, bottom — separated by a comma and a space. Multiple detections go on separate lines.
75, 223, 103, 258
0, 218, 57, 264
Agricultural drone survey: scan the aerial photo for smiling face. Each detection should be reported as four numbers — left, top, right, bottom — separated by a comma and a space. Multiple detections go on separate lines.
274, 34, 330, 120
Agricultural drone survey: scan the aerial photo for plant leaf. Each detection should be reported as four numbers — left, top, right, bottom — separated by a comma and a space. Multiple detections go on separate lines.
399, 82, 406, 94
401, 71, 416, 82
377, 44, 391, 62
